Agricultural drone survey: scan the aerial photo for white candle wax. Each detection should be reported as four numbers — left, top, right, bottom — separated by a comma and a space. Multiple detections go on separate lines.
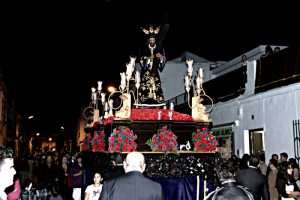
185, 76, 190, 87
93, 93, 97, 101
199, 68, 203, 78
91, 87, 96, 100
120, 72, 126, 85
126, 63, 133, 77
186, 59, 194, 73
104, 102, 108, 111
101, 93, 106, 103
170, 102, 174, 110
196, 77, 201, 89
135, 71, 140, 83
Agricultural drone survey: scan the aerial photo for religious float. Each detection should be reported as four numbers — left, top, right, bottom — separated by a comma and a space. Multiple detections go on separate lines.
81, 57, 219, 200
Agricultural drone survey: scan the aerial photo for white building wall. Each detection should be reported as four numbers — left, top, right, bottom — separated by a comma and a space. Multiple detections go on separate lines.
211, 59, 300, 160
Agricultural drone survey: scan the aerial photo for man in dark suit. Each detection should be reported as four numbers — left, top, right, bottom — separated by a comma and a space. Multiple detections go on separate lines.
236, 155, 269, 200
206, 164, 254, 200
99, 152, 164, 200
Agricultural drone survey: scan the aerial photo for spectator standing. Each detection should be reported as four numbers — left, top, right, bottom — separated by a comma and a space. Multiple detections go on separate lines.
99, 152, 164, 200
236, 155, 269, 200
84, 172, 103, 200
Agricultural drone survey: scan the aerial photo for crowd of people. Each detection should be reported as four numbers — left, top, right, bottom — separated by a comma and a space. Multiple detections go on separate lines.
1, 146, 300, 200
0, 147, 166, 200
207, 152, 300, 200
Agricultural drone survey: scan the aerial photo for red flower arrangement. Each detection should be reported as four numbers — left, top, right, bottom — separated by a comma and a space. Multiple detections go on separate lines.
192, 128, 217, 152
146, 126, 179, 154
108, 126, 138, 153
92, 130, 106, 152
82, 133, 92, 151
131, 108, 194, 121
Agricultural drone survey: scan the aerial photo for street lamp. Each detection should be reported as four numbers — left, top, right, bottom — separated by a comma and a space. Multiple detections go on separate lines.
49, 137, 52, 148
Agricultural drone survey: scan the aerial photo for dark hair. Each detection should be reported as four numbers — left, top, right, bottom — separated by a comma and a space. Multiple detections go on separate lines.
274, 47, 280, 53
271, 154, 278, 159
248, 155, 260, 167
0, 147, 13, 166
280, 152, 288, 159
215, 164, 235, 183
269, 159, 278, 168
288, 158, 299, 168
265, 45, 273, 56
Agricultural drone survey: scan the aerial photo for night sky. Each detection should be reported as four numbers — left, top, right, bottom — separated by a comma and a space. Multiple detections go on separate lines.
1, 1, 299, 135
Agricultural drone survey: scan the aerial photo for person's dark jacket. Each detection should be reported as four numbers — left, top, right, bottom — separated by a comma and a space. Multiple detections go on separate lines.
236, 167, 269, 200
206, 181, 254, 200
103, 165, 125, 181
99, 171, 164, 200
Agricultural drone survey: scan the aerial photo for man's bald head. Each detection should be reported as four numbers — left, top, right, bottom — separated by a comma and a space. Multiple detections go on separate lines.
124, 152, 146, 173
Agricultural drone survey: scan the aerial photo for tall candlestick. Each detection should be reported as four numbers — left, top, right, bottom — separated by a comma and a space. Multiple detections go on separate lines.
185, 76, 190, 87
101, 93, 106, 103
170, 102, 174, 110
104, 102, 108, 111
126, 63, 133, 78
199, 68, 203, 78
186, 59, 194, 73
135, 71, 140, 83
129, 56, 136, 65
97, 81, 102, 91
120, 72, 126, 85
91, 87, 96, 101
196, 77, 201, 89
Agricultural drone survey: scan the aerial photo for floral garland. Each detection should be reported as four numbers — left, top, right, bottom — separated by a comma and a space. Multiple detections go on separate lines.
108, 126, 137, 153
146, 126, 179, 154
82, 133, 92, 151
192, 128, 217, 152
92, 130, 106, 152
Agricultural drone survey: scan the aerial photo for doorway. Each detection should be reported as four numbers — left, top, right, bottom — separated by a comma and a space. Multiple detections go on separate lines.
249, 129, 265, 156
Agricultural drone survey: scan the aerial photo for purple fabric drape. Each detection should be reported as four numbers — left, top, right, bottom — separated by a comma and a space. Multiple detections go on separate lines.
153, 176, 215, 200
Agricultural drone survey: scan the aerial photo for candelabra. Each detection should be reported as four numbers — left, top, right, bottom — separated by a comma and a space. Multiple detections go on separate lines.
82, 80, 106, 122
107, 56, 140, 119
184, 59, 213, 122
83, 56, 141, 122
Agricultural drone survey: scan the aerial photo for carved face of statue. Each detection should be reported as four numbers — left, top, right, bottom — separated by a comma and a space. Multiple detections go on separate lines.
148, 37, 156, 47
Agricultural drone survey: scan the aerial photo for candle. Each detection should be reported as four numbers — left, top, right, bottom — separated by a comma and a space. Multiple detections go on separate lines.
185, 76, 190, 87
104, 102, 108, 111
130, 56, 136, 65
126, 63, 133, 78
135, 71, 140, 83
170, 102, 174, 110
196, 77, 201, 89
120, 72, 126, 85
93, 93, 97, 101
91, 87, 96, 101
97, 81, 102, 91
101, 93, 106, 103
199, 68, 203, 78
186, 59, 194, 73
